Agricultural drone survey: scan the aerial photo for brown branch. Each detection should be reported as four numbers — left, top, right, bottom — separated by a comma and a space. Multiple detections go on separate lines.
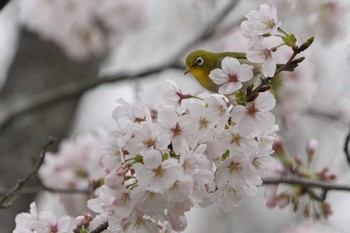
90, 221, 108, 233
304, 107, 341, 121
344, 129, 350, 166
0, 185, 89, 195
262, 177, 350, 192
0, 0, 10, 11
174, 0, 241, 57
0, 137, 55, 208
0, 63, 180, 131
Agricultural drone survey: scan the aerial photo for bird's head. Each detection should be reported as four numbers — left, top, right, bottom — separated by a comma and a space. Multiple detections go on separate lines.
184, 50, 214, 75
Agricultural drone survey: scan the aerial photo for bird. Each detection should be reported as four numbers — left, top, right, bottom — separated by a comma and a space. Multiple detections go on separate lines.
184, 49, 258, 93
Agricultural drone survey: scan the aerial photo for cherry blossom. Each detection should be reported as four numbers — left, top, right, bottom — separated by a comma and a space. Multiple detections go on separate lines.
231, 92, 276, 135
246, 42, 277, 77
241, 4, 282, 42
209, 57, 254, 95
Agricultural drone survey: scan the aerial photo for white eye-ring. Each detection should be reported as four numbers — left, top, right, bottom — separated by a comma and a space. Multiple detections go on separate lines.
196, 57, 204, 66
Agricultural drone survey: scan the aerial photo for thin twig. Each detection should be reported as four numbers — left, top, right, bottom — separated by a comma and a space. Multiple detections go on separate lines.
304, 107, 341, 121
0, 0, 10, 11
247, 49, 300, 101
90, 221, 108, 233
344, 129, 350, 166
0, 186, 89, 195
0, 137, 56, 208
174, 0, 241, 57
262, 177, 350, 192
0, 63, 180, 131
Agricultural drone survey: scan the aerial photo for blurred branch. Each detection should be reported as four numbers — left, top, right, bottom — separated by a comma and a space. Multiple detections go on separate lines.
0, 63, 182, 131
174, 0, 241, 57
88, 175, 350, 233
0, 0, 10, 11
344, 129, 350, 166
0, 0, 241, 132
305, 107, 341, 121
0, 186, 89, 195
0, 137, 55, 208
90, 221, 109, 233
262, 177, 350, 192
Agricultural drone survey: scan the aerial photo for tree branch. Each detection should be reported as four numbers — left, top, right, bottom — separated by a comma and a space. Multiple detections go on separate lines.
0, 0, 10, 11
90, 221, 108, 233
0, 137, 55, 208
262, 177, 350, 192
344, 129, 350, 167
0, 186, 89, 195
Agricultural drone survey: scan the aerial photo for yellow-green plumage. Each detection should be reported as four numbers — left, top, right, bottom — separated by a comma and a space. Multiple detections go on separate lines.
185, 50, 254, 93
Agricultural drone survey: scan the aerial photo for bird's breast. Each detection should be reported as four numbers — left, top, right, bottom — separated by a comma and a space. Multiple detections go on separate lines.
190, 68, 218, 92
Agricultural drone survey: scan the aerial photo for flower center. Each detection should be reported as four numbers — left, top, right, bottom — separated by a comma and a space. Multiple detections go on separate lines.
144, 137, 156, 148
171, 122, 182, 137
259, 48, 272, 59
50, 224, 58, 233
228, 73, 238, 82
198, 117, 209, 129
228, 161, 242, 174
246, 102, 258, 116
153, 166, 164, 177
252, 157, 262, 169
231, 134, 242, 145
262, 16, 275, 29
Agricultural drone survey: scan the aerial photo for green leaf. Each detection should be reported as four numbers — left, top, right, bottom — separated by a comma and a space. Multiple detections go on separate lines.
235, 91, 247, 105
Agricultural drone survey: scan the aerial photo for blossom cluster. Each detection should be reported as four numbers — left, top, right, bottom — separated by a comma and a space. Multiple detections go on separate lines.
19, 0, 151, 60
86, 79, 277, 232
241, 4, 282, 77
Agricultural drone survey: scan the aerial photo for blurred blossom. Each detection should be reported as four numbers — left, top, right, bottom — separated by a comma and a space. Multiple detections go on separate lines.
39, 134, 105, 215
273, 57, 317, 126
282, 223, 342, 233
273, 0, 347, 43
13, 202, 71, 233
19, 0, 152, 60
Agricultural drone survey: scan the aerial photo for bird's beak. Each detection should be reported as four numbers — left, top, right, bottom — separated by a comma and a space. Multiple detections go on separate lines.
184, 66, 191, 75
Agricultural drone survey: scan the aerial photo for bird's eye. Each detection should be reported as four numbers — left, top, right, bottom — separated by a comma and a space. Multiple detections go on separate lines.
196, 57, 204, 66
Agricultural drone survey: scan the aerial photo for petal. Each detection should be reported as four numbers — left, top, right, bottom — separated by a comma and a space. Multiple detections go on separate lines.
259, 4, 272, 16
209, 68, 229, 85
143, 150, 162, 169
246, 50, 263, 63
221, 57, 240, 74
236, 64, 254, 82
254, 112, 276, 131
262, 56, 276, 77
230, 105, 246, 123
255, 92, 276, 111
219, 82, 242, 95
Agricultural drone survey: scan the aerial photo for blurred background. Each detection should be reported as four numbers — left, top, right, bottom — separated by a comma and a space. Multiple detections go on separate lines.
1, 0, 350, 232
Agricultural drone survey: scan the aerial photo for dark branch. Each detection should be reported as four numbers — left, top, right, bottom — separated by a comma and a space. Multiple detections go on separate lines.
0, 0, 10, 11
0, 185, 89, 195
344, 129, 350, 167
262, 177, 350, 192
90, 221, 108, 233
304, 107, 341, 121
0, 137, 55, 208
